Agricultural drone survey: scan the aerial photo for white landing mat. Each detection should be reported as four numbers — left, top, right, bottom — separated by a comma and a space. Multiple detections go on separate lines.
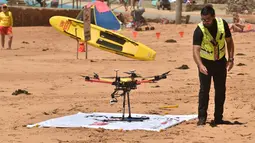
27, 112, 197, 132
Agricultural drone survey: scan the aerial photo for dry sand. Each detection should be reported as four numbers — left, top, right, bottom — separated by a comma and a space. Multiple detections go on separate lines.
1, 19, 255, 142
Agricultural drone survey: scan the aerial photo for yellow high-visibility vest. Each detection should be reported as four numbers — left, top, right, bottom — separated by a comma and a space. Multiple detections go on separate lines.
198, 18, 225, 60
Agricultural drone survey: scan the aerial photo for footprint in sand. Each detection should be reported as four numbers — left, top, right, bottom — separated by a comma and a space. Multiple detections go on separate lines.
146, 110, 160, 115
151, 85, 160, 88
237, 73, 248, 75
22, 41, 29, 44
236, 63, 246, 66
236, 53, 246, 56
176, 64, 189, 70
43, 108, 59, 115
168, 60, 176, 62
90, 60, 97, 62
42, 48, 49, 51
165, 39, 177, 43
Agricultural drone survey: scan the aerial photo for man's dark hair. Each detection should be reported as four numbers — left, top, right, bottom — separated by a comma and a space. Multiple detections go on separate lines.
201, 4, 215, 16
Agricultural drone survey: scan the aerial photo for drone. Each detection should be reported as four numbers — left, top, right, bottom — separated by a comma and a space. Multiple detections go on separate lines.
82, 70, 170, 122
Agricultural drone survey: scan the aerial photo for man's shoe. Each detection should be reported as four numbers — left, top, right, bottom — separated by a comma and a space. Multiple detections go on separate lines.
197, 119, 206, 126
214, 120, 224, 124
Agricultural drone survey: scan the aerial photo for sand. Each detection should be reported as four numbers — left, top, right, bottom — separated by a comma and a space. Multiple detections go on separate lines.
1, 12, 255, 143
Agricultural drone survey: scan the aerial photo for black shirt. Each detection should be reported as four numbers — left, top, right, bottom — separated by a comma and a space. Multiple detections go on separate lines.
193, 19, 231, 46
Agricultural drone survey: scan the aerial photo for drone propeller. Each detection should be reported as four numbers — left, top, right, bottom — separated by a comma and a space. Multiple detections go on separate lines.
123, 70, 142, 78
123, 70, 136, 75
99, 70, 141, 79
93, 72, 99, 79
89, 70, 118, 79
97, 69, 119, 79
80, 72, 100, 81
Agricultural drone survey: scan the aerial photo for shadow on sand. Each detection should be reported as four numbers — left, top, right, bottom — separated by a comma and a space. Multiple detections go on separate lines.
209, 120, 245, 127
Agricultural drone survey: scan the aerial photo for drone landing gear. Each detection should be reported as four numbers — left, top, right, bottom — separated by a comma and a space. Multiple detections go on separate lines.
105, 90, 149, 122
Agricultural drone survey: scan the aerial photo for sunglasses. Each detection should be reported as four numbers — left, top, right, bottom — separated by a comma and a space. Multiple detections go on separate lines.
201, 17, 213, 23
3, 6, 7, 8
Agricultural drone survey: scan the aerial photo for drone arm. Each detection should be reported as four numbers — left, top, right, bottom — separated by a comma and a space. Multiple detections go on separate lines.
137, 80, 155, 84
84, 76, 113, 84
138, 74, 168, 84
85, 79, 113, 84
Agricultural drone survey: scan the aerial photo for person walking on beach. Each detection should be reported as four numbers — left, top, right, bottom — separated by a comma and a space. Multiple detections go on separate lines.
192, 5, 235, 126
0, 4, 13, 50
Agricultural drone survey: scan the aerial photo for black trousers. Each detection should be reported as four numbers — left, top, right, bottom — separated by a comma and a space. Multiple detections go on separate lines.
198, 57, 227, 121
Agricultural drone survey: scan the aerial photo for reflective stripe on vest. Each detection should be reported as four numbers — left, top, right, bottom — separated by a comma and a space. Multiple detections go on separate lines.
198, 18, 225, 61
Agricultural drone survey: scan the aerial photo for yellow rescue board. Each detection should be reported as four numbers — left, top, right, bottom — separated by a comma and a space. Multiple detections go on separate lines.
49, 16, 156, 61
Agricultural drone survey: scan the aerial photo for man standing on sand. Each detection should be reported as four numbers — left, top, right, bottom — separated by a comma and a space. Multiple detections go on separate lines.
192, 5, 235, 126
0, 4, 13, 50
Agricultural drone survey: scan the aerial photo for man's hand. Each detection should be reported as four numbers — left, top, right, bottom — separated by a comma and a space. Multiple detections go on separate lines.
198, 64, 208, 75
193, 45, 208, 75
227, 61, 234, 71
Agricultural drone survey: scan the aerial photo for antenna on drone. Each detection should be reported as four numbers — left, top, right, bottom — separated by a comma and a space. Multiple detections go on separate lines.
114, 69, 119, 78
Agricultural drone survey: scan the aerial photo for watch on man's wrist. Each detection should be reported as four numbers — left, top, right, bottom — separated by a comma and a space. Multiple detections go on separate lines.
228, 58, 234, 62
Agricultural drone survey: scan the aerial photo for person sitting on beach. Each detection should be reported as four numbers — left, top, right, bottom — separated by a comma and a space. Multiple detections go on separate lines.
0, 4, 13, 50
229, 12, 245, 32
